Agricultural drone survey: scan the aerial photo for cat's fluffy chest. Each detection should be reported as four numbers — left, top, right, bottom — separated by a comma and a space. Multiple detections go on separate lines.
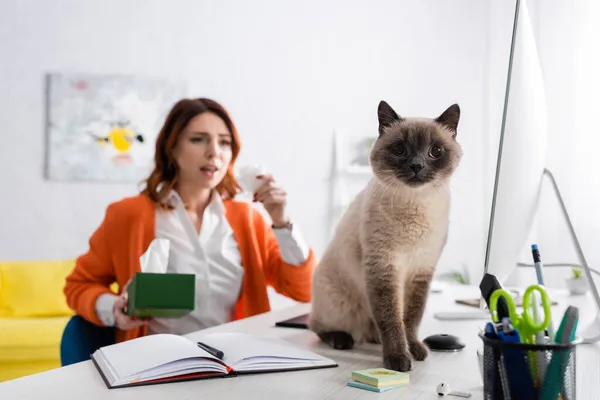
361, 183, 450, 270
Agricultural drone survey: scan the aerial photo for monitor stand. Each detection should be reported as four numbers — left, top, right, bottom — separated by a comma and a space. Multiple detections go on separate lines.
544, 169, 600, 343
579, 314, 600, 344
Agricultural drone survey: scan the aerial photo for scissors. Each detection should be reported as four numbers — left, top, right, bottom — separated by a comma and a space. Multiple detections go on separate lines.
490, 285, 553, 388
489, 284, 552, 344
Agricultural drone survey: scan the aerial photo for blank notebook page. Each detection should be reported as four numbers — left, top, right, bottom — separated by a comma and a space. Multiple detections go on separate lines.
99, 334, 217, 378
196, 332, 330, 367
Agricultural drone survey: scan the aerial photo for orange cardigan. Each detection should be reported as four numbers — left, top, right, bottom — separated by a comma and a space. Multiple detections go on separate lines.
64, 193, 316, 343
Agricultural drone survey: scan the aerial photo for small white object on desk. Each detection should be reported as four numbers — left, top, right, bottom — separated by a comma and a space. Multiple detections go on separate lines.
436, 382, 472, 398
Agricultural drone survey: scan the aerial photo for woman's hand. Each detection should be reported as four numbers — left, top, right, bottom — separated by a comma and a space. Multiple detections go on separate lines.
113, 279, 148, 330
254, 174, 290, 228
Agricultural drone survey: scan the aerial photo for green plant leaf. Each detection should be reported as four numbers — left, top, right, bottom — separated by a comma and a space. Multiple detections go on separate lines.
438, 265, 470, 285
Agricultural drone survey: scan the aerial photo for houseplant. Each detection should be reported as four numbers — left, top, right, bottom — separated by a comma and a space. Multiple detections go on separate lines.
565, 267, 588, 295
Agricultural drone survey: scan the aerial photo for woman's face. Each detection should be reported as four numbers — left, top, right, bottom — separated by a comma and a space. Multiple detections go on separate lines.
172, 112, 233, 190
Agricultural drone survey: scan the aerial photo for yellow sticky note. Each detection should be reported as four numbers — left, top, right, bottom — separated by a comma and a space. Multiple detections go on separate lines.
351, 368, 410, 388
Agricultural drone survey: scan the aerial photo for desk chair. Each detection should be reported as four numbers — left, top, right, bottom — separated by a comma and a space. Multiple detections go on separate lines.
59, 315, 115, 366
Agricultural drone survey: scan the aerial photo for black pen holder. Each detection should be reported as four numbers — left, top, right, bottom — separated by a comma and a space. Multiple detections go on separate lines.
479, 332, 580, 400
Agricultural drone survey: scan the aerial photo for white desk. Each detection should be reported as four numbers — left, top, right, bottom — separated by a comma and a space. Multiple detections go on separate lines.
1, 286, 598, 399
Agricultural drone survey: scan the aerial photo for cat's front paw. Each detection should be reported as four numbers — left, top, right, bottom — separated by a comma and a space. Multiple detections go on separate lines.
408, 340, 429, 361
383, 351, 412, 372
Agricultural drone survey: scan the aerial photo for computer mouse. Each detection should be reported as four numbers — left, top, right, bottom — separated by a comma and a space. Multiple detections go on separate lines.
423, 333, 465, 352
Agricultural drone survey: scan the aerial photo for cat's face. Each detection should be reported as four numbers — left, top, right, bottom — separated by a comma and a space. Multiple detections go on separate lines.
370, 101, 463, 188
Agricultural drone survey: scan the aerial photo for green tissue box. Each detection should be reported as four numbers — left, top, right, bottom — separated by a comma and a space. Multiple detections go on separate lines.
126, 272, 195, 318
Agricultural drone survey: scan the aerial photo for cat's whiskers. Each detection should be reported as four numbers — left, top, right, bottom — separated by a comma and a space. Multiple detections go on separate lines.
372, 170, 398, 182
371, 175, 407, 220
377, 177, 395, 203
389, 179, 404, 218
370, 173, 395, 196
373, 175, 397, 214
368, 178, 386, 198
430, 177, 450, 194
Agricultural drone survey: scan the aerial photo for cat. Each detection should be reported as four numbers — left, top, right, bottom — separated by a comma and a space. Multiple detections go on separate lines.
308, 100, 462, 372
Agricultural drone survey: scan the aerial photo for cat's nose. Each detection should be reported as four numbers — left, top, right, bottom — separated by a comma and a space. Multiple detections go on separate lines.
409, 163, 424, 174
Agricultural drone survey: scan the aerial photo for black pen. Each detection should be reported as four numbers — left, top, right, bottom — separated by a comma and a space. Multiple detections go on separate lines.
197, 341, 225, 360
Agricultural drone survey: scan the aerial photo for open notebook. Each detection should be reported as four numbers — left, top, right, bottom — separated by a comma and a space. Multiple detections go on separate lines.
91, 332, 337, 389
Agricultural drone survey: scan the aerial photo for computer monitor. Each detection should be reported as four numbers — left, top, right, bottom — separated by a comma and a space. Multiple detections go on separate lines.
434, 0, 546, 319
483, 0, 547, 285
436, 0, 600, 344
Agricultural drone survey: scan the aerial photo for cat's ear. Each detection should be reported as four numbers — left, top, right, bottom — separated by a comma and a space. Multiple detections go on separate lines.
435, 104, 460, 137
377, 100, 403, 136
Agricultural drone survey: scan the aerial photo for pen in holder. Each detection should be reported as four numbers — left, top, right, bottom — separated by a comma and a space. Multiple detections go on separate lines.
479, 332, 580, 400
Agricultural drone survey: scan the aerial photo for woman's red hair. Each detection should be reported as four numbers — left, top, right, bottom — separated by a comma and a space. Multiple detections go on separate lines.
142, 98, 241, 208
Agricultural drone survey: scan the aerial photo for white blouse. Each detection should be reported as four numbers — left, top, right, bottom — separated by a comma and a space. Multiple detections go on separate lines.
94, 191, 310, 334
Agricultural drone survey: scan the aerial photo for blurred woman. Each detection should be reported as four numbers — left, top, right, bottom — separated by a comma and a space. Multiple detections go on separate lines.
64, 98, 316, 346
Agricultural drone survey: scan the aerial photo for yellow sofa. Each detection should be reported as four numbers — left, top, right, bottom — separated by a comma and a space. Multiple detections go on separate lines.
0, 260, 75, 382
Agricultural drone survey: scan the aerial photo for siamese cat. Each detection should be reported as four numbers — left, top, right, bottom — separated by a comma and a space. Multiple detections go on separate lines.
309, 100, 462, 372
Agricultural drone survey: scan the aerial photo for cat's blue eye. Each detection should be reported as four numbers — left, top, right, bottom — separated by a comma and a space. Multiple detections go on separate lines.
428, 144, 445, 159
391, 142, 406, 157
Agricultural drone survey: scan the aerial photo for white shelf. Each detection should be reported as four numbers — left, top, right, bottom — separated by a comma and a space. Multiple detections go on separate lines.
327, 131, 375, 238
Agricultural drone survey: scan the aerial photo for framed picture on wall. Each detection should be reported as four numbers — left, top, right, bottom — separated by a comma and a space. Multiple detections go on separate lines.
44, 72, 186, 182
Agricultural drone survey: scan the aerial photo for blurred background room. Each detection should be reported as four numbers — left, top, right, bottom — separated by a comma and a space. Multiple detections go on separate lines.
1, 0, 599, 382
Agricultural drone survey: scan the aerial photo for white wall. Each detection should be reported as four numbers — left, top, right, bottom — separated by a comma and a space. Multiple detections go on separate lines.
0, 1, 509, 287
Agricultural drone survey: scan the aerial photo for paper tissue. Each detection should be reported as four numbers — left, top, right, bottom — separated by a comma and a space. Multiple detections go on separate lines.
236, 164, 267, 194
127, 238, 196, 318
